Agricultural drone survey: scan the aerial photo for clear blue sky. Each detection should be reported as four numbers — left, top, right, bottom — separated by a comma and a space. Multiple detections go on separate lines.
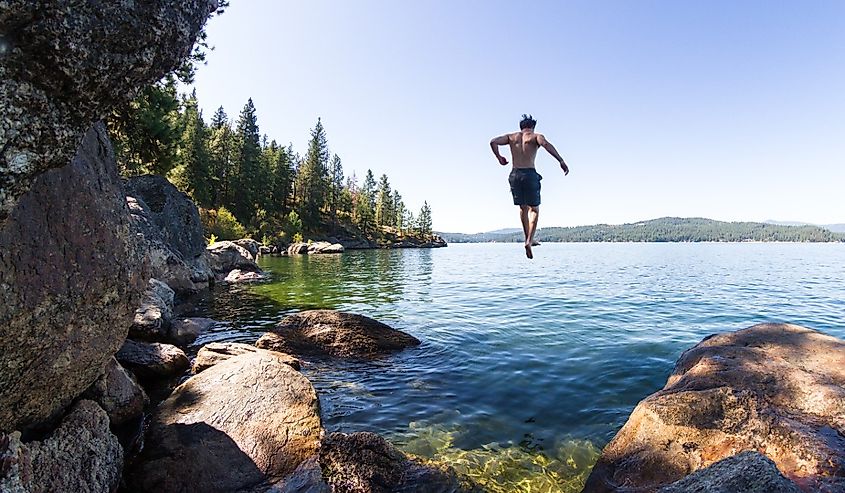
190, 0, 845, 233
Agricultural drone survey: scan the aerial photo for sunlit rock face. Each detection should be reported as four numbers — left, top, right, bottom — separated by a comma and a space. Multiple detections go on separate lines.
584, 323, 845, 493
0, 0, 217, 223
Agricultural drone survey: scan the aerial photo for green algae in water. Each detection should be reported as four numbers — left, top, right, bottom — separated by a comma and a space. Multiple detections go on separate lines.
397, 421, 601, 493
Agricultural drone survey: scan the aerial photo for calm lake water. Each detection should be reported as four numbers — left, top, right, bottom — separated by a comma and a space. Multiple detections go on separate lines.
187, 243, 845, 492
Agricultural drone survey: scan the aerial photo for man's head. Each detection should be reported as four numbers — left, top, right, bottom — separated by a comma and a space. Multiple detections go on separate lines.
519, 114, 537, 130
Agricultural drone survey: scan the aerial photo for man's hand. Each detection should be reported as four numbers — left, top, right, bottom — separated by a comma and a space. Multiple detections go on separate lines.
560, 161, 569, 175
498, 155, 508, 166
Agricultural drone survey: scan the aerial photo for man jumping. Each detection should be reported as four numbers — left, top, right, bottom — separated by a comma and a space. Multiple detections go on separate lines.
490, 114, 569, 259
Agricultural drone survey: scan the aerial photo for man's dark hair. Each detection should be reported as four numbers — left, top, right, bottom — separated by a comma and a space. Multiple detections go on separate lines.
520, 114, 537, 130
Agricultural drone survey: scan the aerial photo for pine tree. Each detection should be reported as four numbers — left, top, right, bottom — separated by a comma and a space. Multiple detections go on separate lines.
207, 107, 234, 208
418, 201, 433, 237
329, 154, 344, 226
375, 174, 393, 228
230, 98, 262, 227
172, 90, 212, 206
295, 118, 330, 230
363, 169, 377, 212
393, 191, 405, 233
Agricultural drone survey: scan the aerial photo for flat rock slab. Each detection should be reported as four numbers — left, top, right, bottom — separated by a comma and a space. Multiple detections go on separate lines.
584, 323, 845, 492
127, 351, 322, 492
116, 339, 189, 379
256, 310, 420, 359
192, 342, 300, 373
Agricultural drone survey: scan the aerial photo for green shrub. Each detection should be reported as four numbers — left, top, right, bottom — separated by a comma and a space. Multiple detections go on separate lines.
200, 207, 247, 240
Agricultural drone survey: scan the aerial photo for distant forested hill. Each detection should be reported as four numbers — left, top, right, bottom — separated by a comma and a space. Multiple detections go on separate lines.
440, 217, 845, 243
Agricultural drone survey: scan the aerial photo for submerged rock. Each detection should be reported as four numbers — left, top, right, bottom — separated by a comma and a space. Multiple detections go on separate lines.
83, 357, 148, 426
320, 432, 481, 493
224, 268, 266, 283
192, 342, 300, 373
583, 323, 845, 493
0, 124, 148, 433
125, 175, 214, 294
169, 317, 217, 346
116, 339, 190, 379
256, 310, 421, 358
127, 351, 322, 492
0, 400, 122, 493
658, 451, 801, 493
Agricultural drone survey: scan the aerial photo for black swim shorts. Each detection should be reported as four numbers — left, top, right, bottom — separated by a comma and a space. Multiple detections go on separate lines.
508, 168, 542, 206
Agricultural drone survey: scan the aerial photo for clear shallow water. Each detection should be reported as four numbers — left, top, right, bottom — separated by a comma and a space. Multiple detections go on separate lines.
186, 243, 845, 492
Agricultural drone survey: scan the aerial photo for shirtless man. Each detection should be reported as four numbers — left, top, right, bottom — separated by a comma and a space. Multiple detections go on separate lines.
490, 114, 569, 259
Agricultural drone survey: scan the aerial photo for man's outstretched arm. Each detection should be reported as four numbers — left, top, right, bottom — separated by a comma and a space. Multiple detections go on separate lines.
490, 134, 510, 165
537, 134, 569, 175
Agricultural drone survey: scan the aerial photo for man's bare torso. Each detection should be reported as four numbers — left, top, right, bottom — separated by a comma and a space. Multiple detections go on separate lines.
507, 130, 542, 169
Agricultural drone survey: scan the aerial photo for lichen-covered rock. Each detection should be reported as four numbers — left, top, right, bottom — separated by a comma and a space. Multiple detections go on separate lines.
658, 452, 801, 493
0, 0, 218, 222
129, 278, 175, 341
320, 432, 481, 493
126, 351, 322, 492
193, 342, 300, 373
169, 317, 216, 346
83, 357, 149, 426
0, 400, 122, 493
125, 175, 214, 294
207, 240, 261, 274
583, 323, 845, 493
256, 310, 420, 359
116, 339, 190, 379
0, 124, 148, 433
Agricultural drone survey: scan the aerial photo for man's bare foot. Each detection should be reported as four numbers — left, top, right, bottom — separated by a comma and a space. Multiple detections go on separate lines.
525, 243, 533, 259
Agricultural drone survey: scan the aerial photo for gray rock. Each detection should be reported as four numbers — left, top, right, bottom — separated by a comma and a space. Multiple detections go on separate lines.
256, 310, 421, 359
129, 278, 175, 341
193, 342, 301, 373
126, 351, 322, 492
169, 317, 216, 346
224, 268, 266, 283
259, 245, 272, 255
207, 240, 261, 274
320, 432, 481, 493
658, 452, 801, 493
0, 124, 149, 433
0, 400, 122, 493
234, 238, 261, 260
0, 0, 217, 222
307, 241, 344, 254
116, 339, 190, 379
125, 176, 214, 294
287, 242, 309, 255
265, 457, 330, 493
83, 357, 148, 426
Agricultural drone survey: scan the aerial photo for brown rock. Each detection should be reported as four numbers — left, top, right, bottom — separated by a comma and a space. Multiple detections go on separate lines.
193, 342, 300, 373
129, 278, 175, 341
83, 357, 149, 426
320, 432, 481, 493
116, 339, 190, 379
583, 323, 845, 492
256, 310, 420, 359
0, 124, 148, 433
0, 400, 122, 493
126, 351, 322, 492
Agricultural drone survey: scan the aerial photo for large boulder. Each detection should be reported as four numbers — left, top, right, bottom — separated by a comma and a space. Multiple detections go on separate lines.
583, 323, 845, 493
126, 351, 322, 492
308, 241, 345, 254
256, 310, 421, 359
0, 0, 217, 222
125, 176, 214, 294
83, 357, 149, 426
116, 339, 190, 379
319, 432, 481, 493
193, 342, 300, 373
234, 238, 261, 260
0, 124, 149, 433
658, 451, 801, 493
129, 278, 175, 341
207, 240, 261, 274
0, 400, 122, 493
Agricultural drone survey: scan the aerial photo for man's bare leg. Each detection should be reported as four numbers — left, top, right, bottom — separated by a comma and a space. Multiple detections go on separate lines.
519, 205, 530, 242
524, 206, 539, 259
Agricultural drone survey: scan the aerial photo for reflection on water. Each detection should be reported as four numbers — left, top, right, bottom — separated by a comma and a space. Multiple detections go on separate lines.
185, 243, 845, 492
